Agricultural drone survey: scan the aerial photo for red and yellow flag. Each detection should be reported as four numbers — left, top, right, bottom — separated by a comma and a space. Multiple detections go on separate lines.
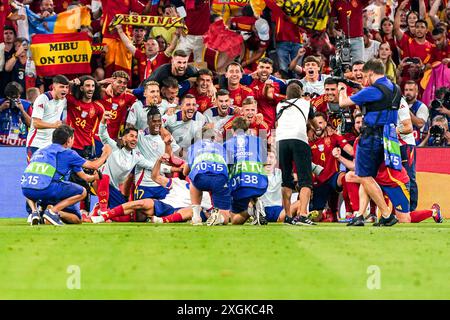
30, 33, 92, 76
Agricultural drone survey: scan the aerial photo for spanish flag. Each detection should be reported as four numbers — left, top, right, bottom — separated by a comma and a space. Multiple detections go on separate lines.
30, 33, 92, 77
26, 6, 91, 35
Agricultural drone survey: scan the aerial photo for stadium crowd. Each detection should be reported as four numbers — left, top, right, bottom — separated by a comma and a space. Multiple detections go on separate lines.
1, 0, 448, 226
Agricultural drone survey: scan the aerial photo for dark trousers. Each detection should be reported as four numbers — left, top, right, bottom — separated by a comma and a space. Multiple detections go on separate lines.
400, 144, 418, 211
277, 139, 312, 190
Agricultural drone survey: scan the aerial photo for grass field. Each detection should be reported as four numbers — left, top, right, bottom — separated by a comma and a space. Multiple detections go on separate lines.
1, 218, 449, 300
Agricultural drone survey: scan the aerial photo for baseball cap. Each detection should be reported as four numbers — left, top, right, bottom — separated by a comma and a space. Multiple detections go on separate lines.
254, 18, 270, 41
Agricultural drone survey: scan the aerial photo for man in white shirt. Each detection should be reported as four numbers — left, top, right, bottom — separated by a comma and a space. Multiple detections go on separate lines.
162, 93, 206, 156
134, 107, 181, 201
126, 81, 168, 130
299, 55, 330, 96
203, 89, 235, 134
362, 28, 381, 62
26, 75, 69, 161
276, 81, 317, 226
401, 81, 427, 211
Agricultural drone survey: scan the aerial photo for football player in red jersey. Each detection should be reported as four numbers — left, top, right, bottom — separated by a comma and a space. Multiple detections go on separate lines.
187, 69, 215, 113
309, 112, 353, 219
224, 62, 255, 109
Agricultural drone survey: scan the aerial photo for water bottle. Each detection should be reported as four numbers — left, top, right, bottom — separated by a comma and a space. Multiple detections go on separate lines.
25, 56, 36, 89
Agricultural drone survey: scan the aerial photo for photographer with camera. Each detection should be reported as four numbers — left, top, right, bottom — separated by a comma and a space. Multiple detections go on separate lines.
339, 58, 402, 226
0, 81, 31, 146
430, 87, 450, 122
419, 115, 450, 147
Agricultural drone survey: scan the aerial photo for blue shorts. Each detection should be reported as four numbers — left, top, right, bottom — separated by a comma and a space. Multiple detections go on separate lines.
231, 197, 252, 214
22, 181, 85, 218
355, 134, 384, 178
311, 172, 343, 211
134, 185, 169, 200
265, 206, 283, 222
109, 184, 127, 208
153, 200, 207, 221
192, 174, 231, 210
94, 139, 103, 158
381, 182, 410, 213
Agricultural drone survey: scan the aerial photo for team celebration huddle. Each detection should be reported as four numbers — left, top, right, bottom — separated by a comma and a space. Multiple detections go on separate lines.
2, 0, 447, 228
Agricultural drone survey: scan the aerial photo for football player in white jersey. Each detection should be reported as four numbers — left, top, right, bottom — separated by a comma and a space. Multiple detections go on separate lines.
203, 89, 235, 135
162, 94, 206, 157
26, 75, 69, 161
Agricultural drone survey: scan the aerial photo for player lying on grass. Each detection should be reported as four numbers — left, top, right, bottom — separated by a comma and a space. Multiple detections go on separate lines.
183, 127, 231, 226
90, 154, 212, 224
21, 125, 111, 226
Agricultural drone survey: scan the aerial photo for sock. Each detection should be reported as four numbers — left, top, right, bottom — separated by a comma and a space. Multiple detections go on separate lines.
328, 191, 339, 216
410, 210, 433, 223
192, 205, 201, 220
162, 213, 184, 223
105, 205, 125, 219
97, 174, 110, 212
341, 176, 353, 213
346, 181, 360, 212
370, 200, 377, 215
111, 215, 131, 222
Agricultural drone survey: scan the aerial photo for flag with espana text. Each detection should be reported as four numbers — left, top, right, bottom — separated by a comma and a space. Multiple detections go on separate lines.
30, 33, 92, 76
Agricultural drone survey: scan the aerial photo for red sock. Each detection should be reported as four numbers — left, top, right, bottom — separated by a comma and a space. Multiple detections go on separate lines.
410, 210, 433, 223
341, 176, 353, 213
97, 174, 110, 212
111, 215, 131, 222
105, 205, 125, 219
346, 181, 360, 212
162, 213, 184, 223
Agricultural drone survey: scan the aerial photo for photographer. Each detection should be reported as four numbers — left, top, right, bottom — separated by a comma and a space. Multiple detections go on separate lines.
429, 87, 450, 122
419, 115, 450, 147
339, 58, 402, 227
0, 82, 31, 146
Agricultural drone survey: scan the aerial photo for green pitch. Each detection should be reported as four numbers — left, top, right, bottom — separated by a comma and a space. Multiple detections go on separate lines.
1, 218, 449, 300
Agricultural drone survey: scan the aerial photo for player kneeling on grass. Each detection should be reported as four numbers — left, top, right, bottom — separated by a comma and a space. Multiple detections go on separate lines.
224, 117, 268, 225
183, 126, 231, 226
21, 125, 111, 226
91, 154, 213, 224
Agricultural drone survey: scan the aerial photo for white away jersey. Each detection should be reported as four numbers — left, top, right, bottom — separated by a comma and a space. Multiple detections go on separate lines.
161, 178, 212, 210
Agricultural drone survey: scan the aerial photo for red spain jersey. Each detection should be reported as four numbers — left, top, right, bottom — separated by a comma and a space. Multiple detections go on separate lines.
249, 79, 280, 129
398, 34, 435, 64
66, 95, 105, 150
188, 87, 214, 113
222, 115, 271, 139
101, 0, 145, 39
228, 84, 254, 108
310, 134, 348, 185
99, 92, 136, 139
134, 50, 170, 83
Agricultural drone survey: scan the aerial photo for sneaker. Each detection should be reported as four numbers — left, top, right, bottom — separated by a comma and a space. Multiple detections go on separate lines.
43, 209, 63, 226
191, 216, 203, 226
364, 214, 377, 224
283, 215, 299, 226
374, 213, 398, 227
432, 203, 444, 223
91, 215, 106, 224
294, 215, 316, 226
151, 216, 164, 224
30, 210, 41, 226
253, 200, 268, 225
347, 215, 364, 226
207, 208, 222, 226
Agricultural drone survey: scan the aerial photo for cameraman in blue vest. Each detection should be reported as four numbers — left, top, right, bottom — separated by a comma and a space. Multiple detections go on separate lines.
21, 125, 111, 226
338, 58, 401, 227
